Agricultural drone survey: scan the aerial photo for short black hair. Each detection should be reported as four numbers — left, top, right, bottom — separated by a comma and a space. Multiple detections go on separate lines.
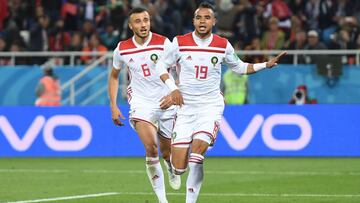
128, 7, 148, 18
197, 1, 216, 13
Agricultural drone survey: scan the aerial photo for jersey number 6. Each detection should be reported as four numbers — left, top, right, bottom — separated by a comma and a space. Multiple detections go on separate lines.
141, 64, 151, 77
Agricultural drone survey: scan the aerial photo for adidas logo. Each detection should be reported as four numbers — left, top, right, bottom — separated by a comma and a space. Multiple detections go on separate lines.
129, 58, 134, 63
186, 55, 192, 60
188, 188, 194, 193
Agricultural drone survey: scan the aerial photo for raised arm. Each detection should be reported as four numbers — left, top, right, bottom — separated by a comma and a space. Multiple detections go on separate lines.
224, 41, 286, 75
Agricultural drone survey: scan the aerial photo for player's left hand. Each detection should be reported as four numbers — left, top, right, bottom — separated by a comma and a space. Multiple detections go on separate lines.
160, 95, 173, 109
266, 51, 287, 68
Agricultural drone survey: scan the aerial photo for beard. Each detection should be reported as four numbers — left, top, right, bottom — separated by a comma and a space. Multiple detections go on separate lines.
134, 29, 149, 39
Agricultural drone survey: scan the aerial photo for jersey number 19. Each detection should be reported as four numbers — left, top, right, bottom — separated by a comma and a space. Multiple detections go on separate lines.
194, 65, 208, 79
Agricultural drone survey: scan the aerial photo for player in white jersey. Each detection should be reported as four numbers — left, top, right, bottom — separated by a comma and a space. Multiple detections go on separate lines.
108, 8, 181, 203
156, 2, 286, 203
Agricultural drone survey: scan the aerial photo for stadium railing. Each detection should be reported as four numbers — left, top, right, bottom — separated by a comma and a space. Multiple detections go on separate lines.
0, 50, 359, 66
1, 50, 359, 105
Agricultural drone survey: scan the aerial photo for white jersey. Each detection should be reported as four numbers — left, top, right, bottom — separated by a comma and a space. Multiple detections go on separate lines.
156, 32, 249, 104
113, 32, 173, 107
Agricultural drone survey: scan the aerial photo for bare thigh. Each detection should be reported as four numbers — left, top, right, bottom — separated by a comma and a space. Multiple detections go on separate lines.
134, 121, 158, 157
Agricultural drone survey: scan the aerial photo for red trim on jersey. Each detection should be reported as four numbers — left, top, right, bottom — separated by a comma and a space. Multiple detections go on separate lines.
213, 122, 220, 140
172, 141, 192, 146
127, 86, 133, 103
119, 38, 136, 51
126, 67, 132, 102
179, 48, 225, 54
148, 33, 166, 46
158, 131, 171, 140
120, 47, 164, 55
177, 33, 197, 47
130, 117, 157, 129
209, 34, 228, 49
192, 131, 215, 141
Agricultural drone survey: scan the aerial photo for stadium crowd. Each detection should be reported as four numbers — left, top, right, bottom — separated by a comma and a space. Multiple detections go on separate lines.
0, 0, 360, 65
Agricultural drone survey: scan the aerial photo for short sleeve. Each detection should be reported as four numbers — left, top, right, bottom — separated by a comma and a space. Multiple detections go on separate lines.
112, 46, 126, 70
155, 38, 179, 76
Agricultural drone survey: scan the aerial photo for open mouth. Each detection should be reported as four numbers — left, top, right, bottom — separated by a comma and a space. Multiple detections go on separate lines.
199, 26, 206, 31
140, 29, 147, 34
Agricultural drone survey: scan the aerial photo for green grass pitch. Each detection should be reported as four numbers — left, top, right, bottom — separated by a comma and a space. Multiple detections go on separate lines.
0, 158, 359, 203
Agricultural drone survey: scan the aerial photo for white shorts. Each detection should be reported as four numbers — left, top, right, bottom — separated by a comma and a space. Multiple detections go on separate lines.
129, 105, 176, 140
172, 100, 224, 148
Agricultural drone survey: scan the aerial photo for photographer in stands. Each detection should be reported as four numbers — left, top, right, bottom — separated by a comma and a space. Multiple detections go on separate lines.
289, 85, 317, 105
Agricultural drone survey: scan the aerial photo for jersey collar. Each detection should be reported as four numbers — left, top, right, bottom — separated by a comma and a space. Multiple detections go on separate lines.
192, 31, 213, 47
132, 31, 153, 48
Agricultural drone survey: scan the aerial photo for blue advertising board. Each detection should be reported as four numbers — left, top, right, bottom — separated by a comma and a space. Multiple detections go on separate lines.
0, 105, 359, 157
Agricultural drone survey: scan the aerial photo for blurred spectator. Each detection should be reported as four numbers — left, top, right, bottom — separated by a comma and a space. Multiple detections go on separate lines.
305, 30, 327, 50
284, 30, 307, 64
356, 33, 360, 49
304, 30, 327, 63
67, 32, 83, 52
164, 0, 183, 37
244, 37, 267, 63
30, 15, 50, 64
66, 32, 83, 65
216, 0, 236, 42
340, 17, 359, 49
289, 0, 306, 22
223, 69, 248, 104
35, 67, 61, 106
49, 19, 71, 51
336, 0, 355, 20
40, 0, 62, 22
284, 16, 304, 48
0, 0, 358, 67
80, 33, 107, 64
0, 37, 10, 65
30, 15, 50, 51
81, 20, 95, 46
232, 0, 260, 47
154, 0, 183, 39
0, 37, 8, 51
48, 19, 71, 65
318, 0, 337, 31
304, 0, 320, 31
263, 0, 292, 30
108, 0, 129, 40
100, 23, 119, 50
147, 2, 165, 37
2, 20, 27, 51
0, 0, 9, 31
9, 40, 28, 65
79, 0, 97, 22
261, 17, 285, 50
289, 85, 317, 105
62, 0, 78, 31
7, 0, 31, 31
328, 33, 341, 49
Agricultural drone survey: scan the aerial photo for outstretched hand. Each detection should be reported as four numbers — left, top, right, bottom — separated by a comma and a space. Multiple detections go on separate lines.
111, 106, 125, 126
266, 51, 287, 68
